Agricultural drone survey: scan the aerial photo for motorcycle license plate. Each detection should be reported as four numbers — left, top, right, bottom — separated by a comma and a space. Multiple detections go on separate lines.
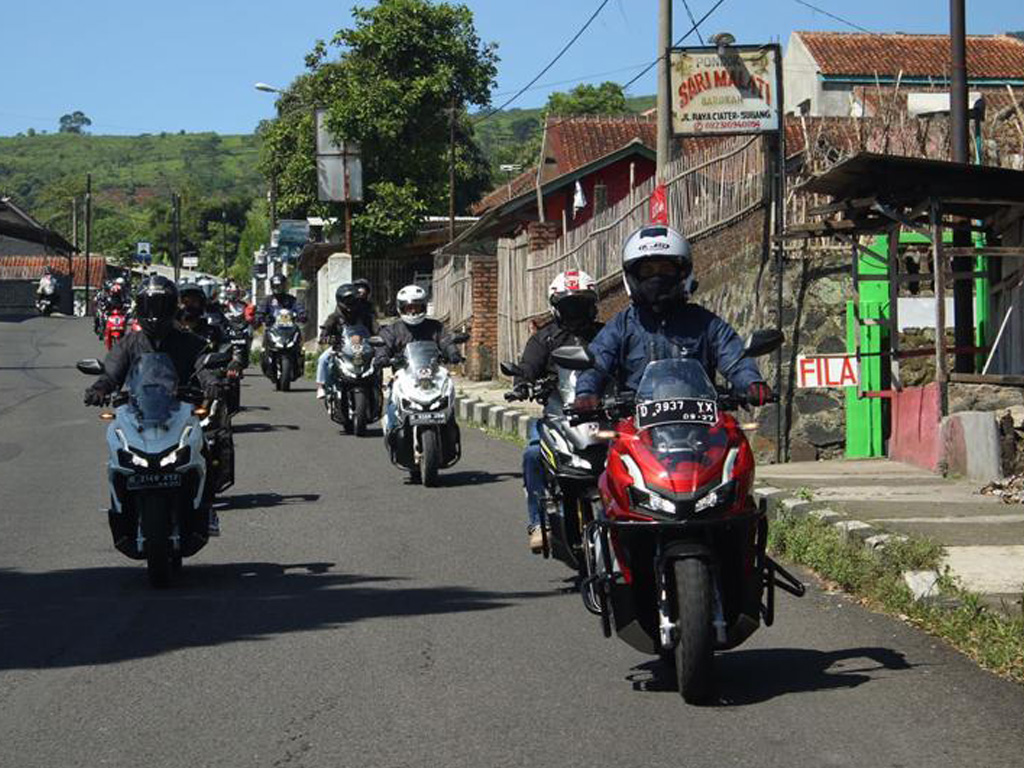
636, 397, 717, 429
127, 473, 183, 490
408, 412, 447, 425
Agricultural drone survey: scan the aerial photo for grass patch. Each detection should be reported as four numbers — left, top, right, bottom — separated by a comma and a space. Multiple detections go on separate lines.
769, 510, 1024, 684
473, 422, 526, 447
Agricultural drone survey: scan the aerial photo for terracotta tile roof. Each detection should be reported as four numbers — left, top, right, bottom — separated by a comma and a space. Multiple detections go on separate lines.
470, 165, 538, 215
0, 255, 107, 288
544, 114, 657, 174
796, 31, 1024, 80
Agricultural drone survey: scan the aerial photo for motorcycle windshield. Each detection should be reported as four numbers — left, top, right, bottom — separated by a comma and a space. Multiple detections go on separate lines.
404, 341, 440, 376
634, 359, 727, 494
274, 308, 296, 328
125, 353, 179, 427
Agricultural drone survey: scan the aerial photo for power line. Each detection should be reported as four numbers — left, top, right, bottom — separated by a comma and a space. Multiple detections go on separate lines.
793, 0, 871, 33
476, 0, 613, 123
489, 61, 652, 99
679, 0, 705, 46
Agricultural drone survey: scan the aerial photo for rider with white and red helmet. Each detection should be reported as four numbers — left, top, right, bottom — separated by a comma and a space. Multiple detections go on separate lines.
512, 269, 604, 553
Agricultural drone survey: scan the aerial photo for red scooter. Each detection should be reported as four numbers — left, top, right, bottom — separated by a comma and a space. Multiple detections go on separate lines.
554, 330, 805, 704
104, 308, 128, 350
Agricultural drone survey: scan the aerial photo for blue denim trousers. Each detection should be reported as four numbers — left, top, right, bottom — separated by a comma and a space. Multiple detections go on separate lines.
522, 420, 546, 530
315, 350, 332, 385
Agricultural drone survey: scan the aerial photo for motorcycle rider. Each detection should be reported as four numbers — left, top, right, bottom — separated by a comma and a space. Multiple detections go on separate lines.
177, 283, 244, 368
574, 224, 772, 413
375, 284, 463, 432
84, 277, 227, 536
257, 273, 305, 327
352, 278, 377, 331
511, 270, 604, 553
315, 283, 372, 400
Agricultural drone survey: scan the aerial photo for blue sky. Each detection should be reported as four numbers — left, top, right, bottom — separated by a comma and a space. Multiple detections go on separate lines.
1, 0, 1019, 136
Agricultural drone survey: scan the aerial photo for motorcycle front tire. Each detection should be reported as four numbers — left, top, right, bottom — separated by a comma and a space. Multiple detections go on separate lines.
352, 389, 367, 436
672, 558, 714, 704
140, 496, 174, 589
279, 355, 292, 392
420, 428, 440, 487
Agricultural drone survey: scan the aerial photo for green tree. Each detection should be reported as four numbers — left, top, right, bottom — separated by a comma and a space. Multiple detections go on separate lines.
545, 81, 628, 116
58, 111, 92, 134
259, 0, 497, 258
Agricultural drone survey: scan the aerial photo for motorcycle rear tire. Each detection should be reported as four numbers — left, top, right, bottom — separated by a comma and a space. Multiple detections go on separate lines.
141, 498, 174, 589
420, 429, 440, 487
352, 390, 367, 436
280, 356, 292, 392
672, 558, 714, 704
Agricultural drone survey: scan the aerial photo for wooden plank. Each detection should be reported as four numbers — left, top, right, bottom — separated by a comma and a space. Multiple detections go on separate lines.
950, 373, 1024, 386
807, 196, 878, 216
931, 201, 948, 416
945, 247, 1024, 258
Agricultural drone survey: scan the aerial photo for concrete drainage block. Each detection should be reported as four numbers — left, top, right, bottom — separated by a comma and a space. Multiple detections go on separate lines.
457, 397, 476, 422
501, 410, 519, 435
487, 406, 507, 431
904, 570, 942, 602
471, 401, 492, 425
833, 519, 875, 541
809, 508, 845, 525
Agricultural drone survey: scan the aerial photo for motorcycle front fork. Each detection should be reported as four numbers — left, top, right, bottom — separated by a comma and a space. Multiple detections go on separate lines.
653, 542, 727, 651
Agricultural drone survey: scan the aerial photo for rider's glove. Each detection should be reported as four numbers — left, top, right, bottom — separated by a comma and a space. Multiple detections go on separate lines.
572, 393, 602, 413
505, 383, 529, 402
447, 352, 465, 365
746, 382, 774, 407
204, 382, 223, 402
83, 385, 107, 406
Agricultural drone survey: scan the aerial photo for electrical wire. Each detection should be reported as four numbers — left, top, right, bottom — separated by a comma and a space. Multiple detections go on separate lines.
793, 0, 871, 34
475, 0, 613, 123
679, 0, 705, 46
489, 61, 652, 99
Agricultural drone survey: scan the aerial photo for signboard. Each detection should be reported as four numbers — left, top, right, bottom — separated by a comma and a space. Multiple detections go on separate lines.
276, 220, 309, 264
182, 255, 199, 268
315, 109, 363, 202
136, 241, 152, 264
797, 355, 859, 389
670, 44, 780, 136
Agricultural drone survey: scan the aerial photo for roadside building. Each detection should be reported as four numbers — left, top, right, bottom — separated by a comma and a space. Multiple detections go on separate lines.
0, 197, 82, 314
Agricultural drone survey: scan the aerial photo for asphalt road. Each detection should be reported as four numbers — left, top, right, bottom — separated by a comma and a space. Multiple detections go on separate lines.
2, 316, 1023, 768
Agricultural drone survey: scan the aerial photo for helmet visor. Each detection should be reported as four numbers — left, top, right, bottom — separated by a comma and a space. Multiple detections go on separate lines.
400, 301, 427, 317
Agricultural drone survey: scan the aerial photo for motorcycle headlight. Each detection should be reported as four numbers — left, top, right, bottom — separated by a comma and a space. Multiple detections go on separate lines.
694, 480, 736, 513
159, 445, 192, 468
117, 449, 150, 469
629, 486, 676, 515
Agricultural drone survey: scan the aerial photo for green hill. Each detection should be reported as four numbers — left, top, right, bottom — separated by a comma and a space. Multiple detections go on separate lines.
0, 131, 262, 214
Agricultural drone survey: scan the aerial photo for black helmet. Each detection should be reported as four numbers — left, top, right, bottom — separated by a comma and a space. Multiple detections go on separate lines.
270, 274, 288, 297
178, 282, 207, 321
135, 276, 179, 339
353, 278, 371, 299
335, 283, 359, 321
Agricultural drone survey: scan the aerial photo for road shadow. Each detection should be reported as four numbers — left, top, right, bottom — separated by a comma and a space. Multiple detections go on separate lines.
626, 646, 914, 704
214, 492, 321, 511
0, 314, 36, 323
233, 423, 301, 434
335, 427, 384, 439
238, 405, 270, 412
436, 470, 521, 487
0, 562, 553, 670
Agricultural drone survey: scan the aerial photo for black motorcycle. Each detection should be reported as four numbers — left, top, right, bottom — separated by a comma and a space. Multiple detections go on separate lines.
325, 327, 381, 436
503, 363, 606, 573
262, 308, 303, 392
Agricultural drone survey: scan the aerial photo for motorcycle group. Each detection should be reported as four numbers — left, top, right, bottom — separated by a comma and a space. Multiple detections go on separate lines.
74, 224, 804, 703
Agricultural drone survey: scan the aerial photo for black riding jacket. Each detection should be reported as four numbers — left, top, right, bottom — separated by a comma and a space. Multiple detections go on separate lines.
373, 318, 460, 367
515, 320, 603, 385
90, 328, 218, 396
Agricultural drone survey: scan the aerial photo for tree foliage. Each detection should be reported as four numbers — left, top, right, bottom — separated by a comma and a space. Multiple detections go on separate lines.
58, 111, 92, 134
545, 82, 629, 116
258, 0, 497, 258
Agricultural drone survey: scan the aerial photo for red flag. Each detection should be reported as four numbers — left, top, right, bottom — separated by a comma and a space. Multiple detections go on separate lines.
649, 183, 668, 224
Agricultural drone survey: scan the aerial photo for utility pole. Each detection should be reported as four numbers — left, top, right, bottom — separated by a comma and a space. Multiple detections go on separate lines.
84, 174, 92, 315
172, 193, 181, 284
950, 0, 973, 373
221, 210, 228, 273
449, 95, 457, 243
656, 0, 673, 180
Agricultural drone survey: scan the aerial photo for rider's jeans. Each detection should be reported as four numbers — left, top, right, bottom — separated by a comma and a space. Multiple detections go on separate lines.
315, 350, 332, 385
522, 420, 546, 530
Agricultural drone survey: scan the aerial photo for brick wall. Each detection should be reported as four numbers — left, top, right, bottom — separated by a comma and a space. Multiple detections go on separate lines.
527, 222, 560, 252
466, 255, 498, 380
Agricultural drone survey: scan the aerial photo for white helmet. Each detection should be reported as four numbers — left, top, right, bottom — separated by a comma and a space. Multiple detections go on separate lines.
621, 224, 695, 310
548, 270, 598, 330
396, 284, 428, 326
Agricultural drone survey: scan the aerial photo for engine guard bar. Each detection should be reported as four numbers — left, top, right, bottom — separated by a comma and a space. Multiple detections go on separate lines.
761, 556, 807, 627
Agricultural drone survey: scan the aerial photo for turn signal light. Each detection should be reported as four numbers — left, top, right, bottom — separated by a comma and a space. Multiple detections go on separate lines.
595, 430, 618, 441
99, 411, 115, 421
193, 406, 209, 418
739, 422, 759, 431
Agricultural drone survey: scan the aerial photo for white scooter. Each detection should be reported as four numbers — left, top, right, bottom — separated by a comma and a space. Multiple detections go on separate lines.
78, 351, 229, 588
374, 334, 468, 486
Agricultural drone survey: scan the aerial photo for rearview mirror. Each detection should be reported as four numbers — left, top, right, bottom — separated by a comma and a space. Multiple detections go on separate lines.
500, 361, 524, 378
367, 336, 385, 347
551, 345, 594, 371
744, 329, 784, 358
450, 332, 470, 345
76, 358, 104, 376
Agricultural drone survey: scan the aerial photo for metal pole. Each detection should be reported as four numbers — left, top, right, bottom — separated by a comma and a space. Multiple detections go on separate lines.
774, 47, 787, 463
84, 174, 92, 315
344, 202, 353, 255
449, 95, 457, 243
221, 210, 227, 272
656, 0, 672, 181
950, 0, 974, 373
172, 193, 181, 284
932, 200, 949, 416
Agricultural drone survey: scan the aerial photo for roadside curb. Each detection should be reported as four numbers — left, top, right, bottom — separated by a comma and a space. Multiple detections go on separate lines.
455, 393, 535, 442
754, 483, 944, 605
